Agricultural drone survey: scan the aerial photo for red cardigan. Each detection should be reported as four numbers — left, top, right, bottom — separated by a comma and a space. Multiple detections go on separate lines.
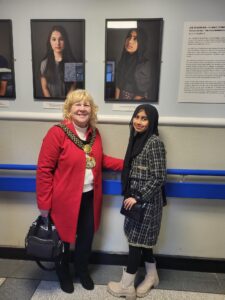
36, 120, 123, 243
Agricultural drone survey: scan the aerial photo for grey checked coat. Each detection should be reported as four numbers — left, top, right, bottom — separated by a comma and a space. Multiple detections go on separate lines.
124, 134, 167, 248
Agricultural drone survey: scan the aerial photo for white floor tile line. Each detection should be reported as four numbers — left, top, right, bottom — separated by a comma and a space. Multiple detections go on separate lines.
0, 278, 6, 286
31, 280, 225, 300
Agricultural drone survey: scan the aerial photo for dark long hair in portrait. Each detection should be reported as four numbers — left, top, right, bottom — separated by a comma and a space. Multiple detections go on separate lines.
105, 19, 163, 103
116, 28, 150, 100
31, 20, 85, 100
41, 25, 76, 96
43, 25, 75, 82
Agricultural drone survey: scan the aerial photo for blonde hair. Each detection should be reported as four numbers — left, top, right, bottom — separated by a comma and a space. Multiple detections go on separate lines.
63, 89, 98, 128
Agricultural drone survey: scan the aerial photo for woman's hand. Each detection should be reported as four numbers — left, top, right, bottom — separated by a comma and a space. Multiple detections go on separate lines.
123, 197, 137, 210
40, 209, 49, 218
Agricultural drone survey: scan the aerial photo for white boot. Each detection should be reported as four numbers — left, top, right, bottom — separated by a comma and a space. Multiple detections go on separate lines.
136, 262, 159, 298
107, 268, 136, 300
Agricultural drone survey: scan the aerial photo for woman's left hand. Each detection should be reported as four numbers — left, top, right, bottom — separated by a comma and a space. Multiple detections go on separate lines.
123, 197, 137, 210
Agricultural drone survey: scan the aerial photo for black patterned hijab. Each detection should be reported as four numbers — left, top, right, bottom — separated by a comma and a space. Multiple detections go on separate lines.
121, 104, 159, 195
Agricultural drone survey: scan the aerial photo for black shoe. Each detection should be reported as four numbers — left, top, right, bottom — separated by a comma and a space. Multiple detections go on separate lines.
79, 271, 94, 290
55, 261, 74, 293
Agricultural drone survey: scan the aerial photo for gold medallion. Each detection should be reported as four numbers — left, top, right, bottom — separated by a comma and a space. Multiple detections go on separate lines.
86, 155, 96, 169
83, 144, 92, 154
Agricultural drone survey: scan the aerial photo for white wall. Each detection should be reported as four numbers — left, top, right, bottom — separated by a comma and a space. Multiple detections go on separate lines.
0, 120, 225, 259
0, 0, 225, 259
0, 0, 225, 118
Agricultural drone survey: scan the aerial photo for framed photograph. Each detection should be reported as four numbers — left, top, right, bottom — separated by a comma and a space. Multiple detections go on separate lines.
105, 18, 163, 103
0, 20, 16, 99
31, 19, 85, 100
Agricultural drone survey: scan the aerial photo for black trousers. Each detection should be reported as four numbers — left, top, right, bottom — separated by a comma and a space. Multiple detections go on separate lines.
127, 245, 154, 274
73, 190, 94, 273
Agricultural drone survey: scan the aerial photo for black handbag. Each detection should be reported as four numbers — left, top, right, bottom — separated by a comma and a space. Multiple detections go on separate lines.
120, 201, 147, 222
25, 215, 64, 270
120, 190, 147, 223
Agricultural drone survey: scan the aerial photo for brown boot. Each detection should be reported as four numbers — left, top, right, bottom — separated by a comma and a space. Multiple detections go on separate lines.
107, 268, 136, 300
136, 262, 159, 297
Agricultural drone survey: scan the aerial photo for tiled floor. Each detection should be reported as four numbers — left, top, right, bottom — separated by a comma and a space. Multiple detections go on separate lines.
0, 259, 224, 300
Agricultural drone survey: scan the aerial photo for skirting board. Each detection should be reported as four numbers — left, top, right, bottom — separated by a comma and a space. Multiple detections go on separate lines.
0, 247, 225, 273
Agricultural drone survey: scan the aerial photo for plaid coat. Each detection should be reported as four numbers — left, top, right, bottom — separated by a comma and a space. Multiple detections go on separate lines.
124, 134, 167, 248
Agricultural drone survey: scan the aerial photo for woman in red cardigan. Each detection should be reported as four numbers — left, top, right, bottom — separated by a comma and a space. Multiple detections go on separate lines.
36, 89, 123, 293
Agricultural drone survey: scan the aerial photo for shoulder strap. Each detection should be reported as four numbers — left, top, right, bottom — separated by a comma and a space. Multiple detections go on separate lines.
36, 260, 55, 271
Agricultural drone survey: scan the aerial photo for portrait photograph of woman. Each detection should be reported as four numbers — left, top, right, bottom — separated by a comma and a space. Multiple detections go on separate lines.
31, 19, 85, 100
105, 19, 163, 103
0, 20, 16, 99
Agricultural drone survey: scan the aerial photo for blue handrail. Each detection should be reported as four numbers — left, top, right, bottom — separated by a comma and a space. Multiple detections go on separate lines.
0, 164, 37, 170
1, 164, 225, 176
167, 169, 225, 176
0, 164, 225, 200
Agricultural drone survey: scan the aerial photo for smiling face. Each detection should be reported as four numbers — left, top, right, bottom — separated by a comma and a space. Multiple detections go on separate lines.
125, 30, 138, 54
50, 30, 65, 54
132, 109, 149, 133
70, 100, 92, 128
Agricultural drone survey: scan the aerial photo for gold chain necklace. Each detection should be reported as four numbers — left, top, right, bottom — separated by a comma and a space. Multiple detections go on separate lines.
57, 124, 96, 169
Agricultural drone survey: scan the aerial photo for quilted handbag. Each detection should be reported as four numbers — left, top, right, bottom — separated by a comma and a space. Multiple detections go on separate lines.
25, 215, 64, 270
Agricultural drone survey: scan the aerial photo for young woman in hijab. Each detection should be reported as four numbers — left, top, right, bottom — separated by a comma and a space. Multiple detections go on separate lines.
40, 25, 77, 98
115, 28, 151, 100
107, 104, 167, 300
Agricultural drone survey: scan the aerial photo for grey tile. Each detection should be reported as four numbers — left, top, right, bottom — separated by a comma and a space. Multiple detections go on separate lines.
152, 269, 186, 291
32, 281, 118, 300
178, 270, 217, 280
158, 269, 216, 281
1, 259, 225, 298
147, 290, 225, 300
158, 268, 183, 280
158, 278, 185, 291
88, 265, 225, 295
216, 273, 225, 280
12, 261, 122, 284
138, 268, 224, 295
181, 277, 223, 294
217, 278, 225, 294
0, 278, 40, 300
0, 259, 24, 277
13, 260, 58, 281
88, 264, 123, 285
32, 282, 225, 300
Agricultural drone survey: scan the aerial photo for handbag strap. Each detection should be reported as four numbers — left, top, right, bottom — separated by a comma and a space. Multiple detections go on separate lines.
33, 215, 53, 236
35, 260, 56, 271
